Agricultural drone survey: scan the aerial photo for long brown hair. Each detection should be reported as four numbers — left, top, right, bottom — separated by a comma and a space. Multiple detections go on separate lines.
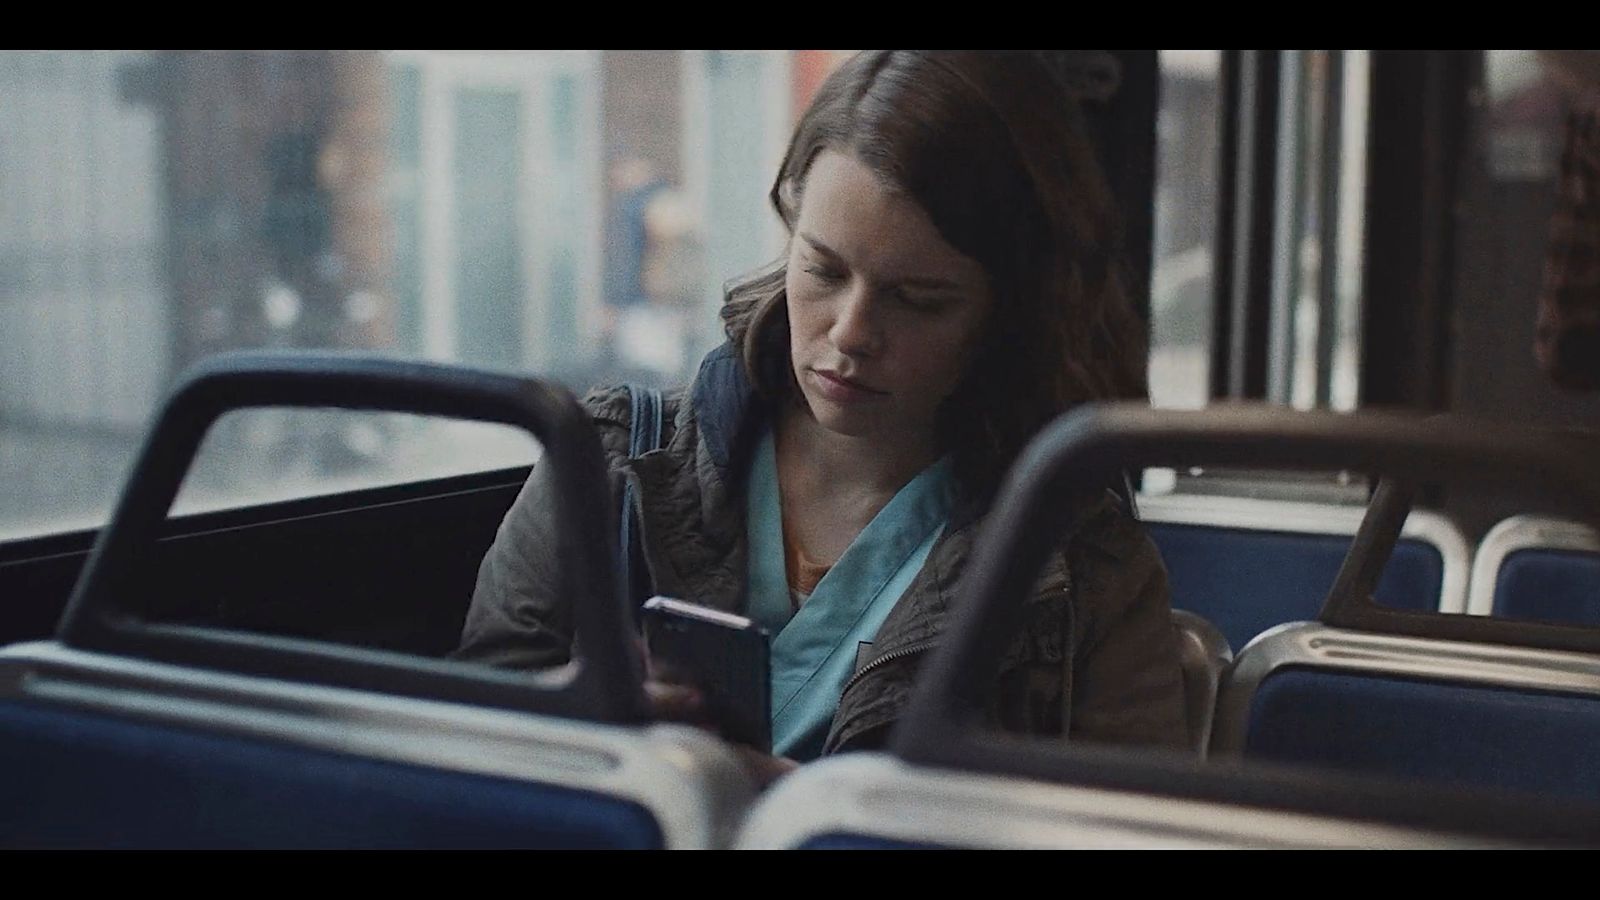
722, 50, 1147, 497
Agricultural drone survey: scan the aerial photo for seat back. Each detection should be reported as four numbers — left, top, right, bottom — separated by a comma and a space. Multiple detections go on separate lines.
1468, 516, 1600, 624
0, 641, 753, 848
1213, 622, 1600, 800
1143, 494, 1470, 652
733, 750, 1558, 849
1172, 609, 1231, 754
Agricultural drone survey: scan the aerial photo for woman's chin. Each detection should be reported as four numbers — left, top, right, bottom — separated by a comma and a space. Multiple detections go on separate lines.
802, 397, 881, 439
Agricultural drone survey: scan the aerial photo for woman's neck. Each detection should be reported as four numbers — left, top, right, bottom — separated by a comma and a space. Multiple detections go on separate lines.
774, 401, 941, 564
772, 402, 943, 570
775, 401, 940, 497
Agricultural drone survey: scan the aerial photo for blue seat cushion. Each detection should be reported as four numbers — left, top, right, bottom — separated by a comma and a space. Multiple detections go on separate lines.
0, 699, 663, 848
1494, 548, 1600, 626
1243, 668, 1600, 798
1149, 524, 1442, 651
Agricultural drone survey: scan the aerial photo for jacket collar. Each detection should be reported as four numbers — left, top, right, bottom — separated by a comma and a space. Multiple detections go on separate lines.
687, 341, 765, 478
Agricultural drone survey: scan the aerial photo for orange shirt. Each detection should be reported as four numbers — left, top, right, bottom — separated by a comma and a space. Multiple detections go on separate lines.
783, 526, 833, 610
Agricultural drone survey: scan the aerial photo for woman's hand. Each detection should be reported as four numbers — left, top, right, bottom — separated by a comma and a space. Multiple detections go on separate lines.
638, 637, 709, 724
636, 639, 798, 787
643, 677, 707, 723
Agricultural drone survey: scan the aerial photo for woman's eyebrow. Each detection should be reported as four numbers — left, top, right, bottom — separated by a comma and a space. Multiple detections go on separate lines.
798, 233, 966, 293
798, 233, 842, 261
896, 275, 964, 292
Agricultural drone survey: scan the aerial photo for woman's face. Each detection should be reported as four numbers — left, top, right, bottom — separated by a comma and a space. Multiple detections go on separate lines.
785, 150, 994, 446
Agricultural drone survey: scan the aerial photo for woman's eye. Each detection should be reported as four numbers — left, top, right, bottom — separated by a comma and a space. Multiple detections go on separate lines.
804, 264, 845, 283
898, 294, 949, 313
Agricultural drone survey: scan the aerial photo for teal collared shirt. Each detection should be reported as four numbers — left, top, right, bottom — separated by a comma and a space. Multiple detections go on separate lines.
744, 428, 955, 760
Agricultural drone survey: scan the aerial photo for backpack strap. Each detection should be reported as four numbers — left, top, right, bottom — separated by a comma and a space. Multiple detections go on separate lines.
620, 385, 664, 613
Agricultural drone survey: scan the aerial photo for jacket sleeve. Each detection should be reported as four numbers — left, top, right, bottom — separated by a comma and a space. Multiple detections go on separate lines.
451, 387, 632, 671
451, 453, 587, 670
1067, 518, 1192, 751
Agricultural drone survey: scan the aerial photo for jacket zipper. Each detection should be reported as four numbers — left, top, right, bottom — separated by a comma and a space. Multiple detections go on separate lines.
838, 552, 1078, 713
839, 639, 938, 698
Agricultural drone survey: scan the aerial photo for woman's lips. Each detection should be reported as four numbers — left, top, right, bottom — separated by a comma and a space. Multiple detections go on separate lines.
811, 368, 885, 404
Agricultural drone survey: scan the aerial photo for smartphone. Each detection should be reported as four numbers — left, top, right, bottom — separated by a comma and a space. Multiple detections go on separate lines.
641, 596, 771, 752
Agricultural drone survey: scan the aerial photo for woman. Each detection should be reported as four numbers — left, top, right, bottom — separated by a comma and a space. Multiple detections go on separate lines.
456, 50, 1189, 780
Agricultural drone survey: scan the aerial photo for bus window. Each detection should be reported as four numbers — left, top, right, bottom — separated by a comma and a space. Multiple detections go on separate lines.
172, 410, 539, 517
1150, 49, 1221, 411
0, 50, 850, 542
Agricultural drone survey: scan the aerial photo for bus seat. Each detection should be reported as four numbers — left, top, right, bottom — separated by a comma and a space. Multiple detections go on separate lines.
1212, 622, 1600, 800
1468, 516, 1600, 625
0, 641, 755, 848
1142, 494, 1470, 652
1172, 609, 1231, 754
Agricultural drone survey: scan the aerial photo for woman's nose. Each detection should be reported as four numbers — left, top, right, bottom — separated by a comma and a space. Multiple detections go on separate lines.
829, 284, 883, 358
